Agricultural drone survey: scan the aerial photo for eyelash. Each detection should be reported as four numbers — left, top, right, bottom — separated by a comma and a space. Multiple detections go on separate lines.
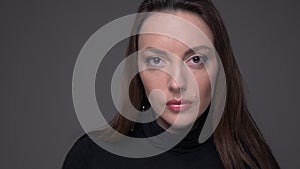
145, 56, 166, 68
186, 55, 208, 68
144, 54, 208, 69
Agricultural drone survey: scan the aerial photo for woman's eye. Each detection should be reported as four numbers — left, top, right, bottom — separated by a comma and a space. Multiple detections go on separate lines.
145, 56, 166, 68
187, 55, 207, 68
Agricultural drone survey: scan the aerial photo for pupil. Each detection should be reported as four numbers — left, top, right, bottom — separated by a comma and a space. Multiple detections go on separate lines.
193, 56, 200, 63
154, 58, 160, 64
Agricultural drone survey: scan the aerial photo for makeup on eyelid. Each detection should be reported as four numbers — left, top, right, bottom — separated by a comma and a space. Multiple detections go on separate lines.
142, 54, 208, 69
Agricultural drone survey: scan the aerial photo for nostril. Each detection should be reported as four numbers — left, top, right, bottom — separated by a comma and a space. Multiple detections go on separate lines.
168, 77, 186, 92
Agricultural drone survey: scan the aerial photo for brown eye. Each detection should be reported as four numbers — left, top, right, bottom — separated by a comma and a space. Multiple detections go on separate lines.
192, 56, 201, 63
187, 55, 208, 68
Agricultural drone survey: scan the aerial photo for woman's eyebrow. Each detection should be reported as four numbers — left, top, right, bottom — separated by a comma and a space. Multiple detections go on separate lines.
141, 47, 169, 56
184, 45, 211, 56
140, 46, 211, 59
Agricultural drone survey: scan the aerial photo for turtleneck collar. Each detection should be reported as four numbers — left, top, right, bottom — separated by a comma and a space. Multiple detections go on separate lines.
140, 105, 214, 153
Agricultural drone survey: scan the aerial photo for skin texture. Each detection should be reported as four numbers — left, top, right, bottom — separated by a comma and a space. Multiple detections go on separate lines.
138, 11, 215, 130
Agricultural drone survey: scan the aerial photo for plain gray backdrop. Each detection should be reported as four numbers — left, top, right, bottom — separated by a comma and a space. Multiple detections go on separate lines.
1, 0, 299, 169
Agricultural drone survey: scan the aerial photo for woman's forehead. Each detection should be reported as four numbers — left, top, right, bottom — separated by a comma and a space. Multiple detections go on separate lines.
138, 11, 214, 46
138, 34, 212, 57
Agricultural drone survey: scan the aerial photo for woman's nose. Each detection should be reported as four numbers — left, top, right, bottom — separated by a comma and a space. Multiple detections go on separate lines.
167, 68, 187, 93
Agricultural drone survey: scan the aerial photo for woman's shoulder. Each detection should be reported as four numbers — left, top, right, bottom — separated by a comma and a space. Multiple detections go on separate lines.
69, 134, 96, 152
62, 130, 129, 169
62, 134, 102, 169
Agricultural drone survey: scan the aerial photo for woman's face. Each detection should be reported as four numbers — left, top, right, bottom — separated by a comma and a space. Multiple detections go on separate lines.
138, 11, 215, 129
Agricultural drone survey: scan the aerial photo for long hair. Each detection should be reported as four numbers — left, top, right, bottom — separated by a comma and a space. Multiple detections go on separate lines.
109, 0, 280, 168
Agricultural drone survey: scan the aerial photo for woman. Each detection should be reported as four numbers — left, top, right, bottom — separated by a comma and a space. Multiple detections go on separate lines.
63, 0, 280, 168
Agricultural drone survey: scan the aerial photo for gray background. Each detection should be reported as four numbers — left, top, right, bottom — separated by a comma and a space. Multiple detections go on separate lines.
0, 0, 299, 169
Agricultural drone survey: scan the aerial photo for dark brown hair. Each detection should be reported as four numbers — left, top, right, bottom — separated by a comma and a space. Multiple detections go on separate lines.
109, 0, 280, 168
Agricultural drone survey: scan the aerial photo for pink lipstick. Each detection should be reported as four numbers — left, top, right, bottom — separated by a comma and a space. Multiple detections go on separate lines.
166, 99, 192, 112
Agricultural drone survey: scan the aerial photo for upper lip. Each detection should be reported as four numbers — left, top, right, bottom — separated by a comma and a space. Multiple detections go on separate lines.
166, 99, 192, 105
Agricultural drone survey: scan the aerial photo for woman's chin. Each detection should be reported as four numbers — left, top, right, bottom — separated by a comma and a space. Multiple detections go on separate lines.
156, 112, 201, 131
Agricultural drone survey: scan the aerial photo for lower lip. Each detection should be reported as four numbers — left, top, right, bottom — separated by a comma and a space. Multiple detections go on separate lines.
166, 104, 192, 112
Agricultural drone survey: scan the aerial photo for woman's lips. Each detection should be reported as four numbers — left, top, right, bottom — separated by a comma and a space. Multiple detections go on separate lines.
166, 99, 193, 112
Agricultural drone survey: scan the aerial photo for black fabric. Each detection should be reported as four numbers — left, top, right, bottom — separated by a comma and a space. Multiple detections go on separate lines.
62, 110, 225, 169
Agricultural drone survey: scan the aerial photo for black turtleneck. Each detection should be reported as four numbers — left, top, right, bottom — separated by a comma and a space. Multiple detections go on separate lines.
62, 110, 225, 169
